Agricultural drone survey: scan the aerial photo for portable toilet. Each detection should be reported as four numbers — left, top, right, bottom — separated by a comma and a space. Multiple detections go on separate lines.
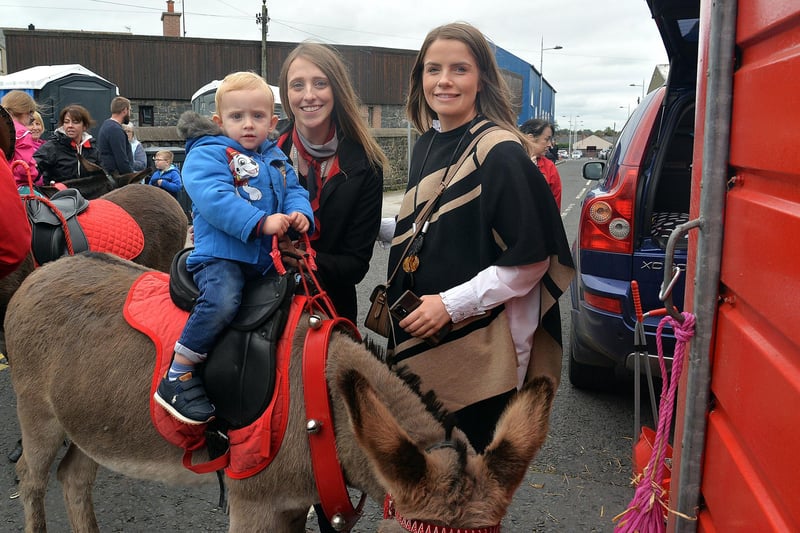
0, 64, 118, 136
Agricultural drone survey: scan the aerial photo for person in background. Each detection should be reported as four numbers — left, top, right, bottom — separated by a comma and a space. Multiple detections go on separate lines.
29, 111, 47, 148
0, 105, 31, 278
546, 141, 559, 163
123, 123, 147, 171
1, 90, 40, 187
276, 42, 387, 324
33, 104, 102, 184
155, 72, 313, 425
149, 149, 182, 198
388, 22, 573, 454
521, 118, 563, 210
97, 96, 133, 175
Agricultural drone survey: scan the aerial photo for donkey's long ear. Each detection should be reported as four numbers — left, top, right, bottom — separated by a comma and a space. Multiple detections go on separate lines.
482, 377, 555, 496
337, 369, 427, 491
116, 168, 151, 187
78, 153, 107, 175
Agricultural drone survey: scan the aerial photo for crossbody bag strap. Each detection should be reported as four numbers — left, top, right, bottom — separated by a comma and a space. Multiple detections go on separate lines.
384, 121, 499, 286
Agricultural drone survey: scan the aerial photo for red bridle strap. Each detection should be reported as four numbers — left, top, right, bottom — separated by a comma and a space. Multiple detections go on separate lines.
303, 316, 365, 531
383, 494, 502, 533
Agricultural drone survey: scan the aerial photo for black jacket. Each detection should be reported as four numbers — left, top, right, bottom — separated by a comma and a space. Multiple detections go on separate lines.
278, 131, 383, 323
33, 131, 103, 183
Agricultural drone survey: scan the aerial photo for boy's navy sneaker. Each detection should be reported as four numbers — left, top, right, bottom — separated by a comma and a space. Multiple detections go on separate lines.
154, 371, 215, 425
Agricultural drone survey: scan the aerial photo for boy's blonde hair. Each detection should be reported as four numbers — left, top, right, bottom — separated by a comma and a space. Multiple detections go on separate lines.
156, 150, 173, 164
214, 72, 274, 114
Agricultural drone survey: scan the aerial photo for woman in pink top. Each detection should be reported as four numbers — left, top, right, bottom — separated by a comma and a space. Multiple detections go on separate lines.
521, 118, 562, 210
0, 90, 40, 187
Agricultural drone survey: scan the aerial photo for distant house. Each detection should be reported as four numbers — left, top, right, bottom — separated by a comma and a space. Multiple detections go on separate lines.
573, 134, 613, 157
649, 64, 669, 92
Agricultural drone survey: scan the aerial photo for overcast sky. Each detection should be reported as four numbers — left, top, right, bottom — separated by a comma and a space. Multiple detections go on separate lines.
2, 0, 668, 132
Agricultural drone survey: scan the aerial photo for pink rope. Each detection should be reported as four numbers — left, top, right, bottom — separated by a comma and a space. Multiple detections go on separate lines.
614, 312, 696, 532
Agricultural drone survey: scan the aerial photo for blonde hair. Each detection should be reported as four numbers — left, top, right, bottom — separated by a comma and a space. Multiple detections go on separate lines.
406, 22, 526, 145
214, 72, 274, 114
155, 150, 173, 164
1, 90, 38, 120
279, 42, 388, 171
31, 111, 44, 128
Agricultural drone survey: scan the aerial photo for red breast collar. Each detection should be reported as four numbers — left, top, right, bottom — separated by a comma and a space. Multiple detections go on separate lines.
383, 494, 502, 533
302, 314, 365, 531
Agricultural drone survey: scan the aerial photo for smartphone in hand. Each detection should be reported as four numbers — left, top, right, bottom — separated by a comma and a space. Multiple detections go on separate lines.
389, 290, 452, 345
389, 289, 423, 320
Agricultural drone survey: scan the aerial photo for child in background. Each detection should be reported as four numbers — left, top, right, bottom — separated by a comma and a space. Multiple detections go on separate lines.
149, 150, 183, 198
155, 71, 313, 425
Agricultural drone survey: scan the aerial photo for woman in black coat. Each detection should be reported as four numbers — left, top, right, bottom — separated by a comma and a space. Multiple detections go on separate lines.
34, 104, 102, 184
276, 43, 386, 324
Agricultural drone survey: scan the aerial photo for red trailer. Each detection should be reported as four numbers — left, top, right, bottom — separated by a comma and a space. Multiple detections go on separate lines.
665, 0, 800, 530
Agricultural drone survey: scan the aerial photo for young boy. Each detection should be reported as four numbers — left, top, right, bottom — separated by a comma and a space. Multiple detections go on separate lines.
149, 150, 183, 198
155, 72, 313, 425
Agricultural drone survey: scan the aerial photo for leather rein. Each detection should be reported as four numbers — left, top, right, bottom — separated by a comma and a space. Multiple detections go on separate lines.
282, 237, 499, 532
278, 235, 366, 531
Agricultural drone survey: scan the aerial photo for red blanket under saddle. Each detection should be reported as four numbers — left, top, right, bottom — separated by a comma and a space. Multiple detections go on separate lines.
123, 271, 293, 479
80, 199, 144, 259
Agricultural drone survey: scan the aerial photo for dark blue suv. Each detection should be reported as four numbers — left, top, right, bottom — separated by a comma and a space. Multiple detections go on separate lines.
568, 0, 700, 389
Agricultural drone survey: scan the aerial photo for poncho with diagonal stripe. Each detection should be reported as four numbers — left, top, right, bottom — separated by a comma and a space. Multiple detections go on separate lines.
387, 118, 574, 412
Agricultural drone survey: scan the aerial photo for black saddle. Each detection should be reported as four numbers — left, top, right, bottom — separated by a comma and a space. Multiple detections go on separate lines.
26, 188, 90, 265
169, 248, 296, 429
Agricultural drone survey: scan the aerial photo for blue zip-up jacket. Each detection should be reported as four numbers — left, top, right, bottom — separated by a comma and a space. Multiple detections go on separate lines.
177, 111, 313, 274
149, 164, 183, 197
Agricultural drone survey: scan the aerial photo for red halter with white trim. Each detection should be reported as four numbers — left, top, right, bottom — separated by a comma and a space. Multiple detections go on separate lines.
383, 494, 502, 533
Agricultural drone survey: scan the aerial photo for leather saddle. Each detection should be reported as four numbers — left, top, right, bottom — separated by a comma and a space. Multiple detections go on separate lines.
26, 188, 90, 265
169, 248, 297, 429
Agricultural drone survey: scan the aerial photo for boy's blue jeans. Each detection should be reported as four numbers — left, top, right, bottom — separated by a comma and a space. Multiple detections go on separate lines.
175, 258, 264, 363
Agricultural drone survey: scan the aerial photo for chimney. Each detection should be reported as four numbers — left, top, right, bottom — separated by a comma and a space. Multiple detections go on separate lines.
162, 0, 181, 37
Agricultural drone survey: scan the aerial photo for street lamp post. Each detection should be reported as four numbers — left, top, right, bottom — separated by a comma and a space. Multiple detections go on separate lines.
538, 37, 563, 119
562, 113, 579, 155
629, 79, 645, 102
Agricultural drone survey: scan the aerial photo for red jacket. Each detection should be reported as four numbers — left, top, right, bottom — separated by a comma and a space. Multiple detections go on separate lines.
535, 155, 562, 210
1, 151, 31, 278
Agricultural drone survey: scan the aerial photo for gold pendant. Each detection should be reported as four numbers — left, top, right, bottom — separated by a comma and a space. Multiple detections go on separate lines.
402, 255, 419, 273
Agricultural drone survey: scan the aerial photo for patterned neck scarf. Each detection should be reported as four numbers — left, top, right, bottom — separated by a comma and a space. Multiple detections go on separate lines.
290, 125, 340, 239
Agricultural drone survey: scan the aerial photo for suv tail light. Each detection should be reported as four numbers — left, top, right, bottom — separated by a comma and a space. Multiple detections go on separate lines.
579, 168, 637, 254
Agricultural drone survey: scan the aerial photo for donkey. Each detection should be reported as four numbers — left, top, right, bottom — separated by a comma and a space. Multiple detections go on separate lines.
5, 252, 555, 533
0, 184, 188, 351
36, 153, 152, 200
